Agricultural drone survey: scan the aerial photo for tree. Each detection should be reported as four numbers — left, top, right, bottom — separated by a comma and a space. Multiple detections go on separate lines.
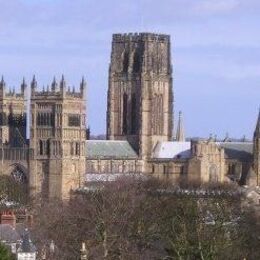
0, 243, 15, 260
31, 178, 260, 259
0, 175, 28, 207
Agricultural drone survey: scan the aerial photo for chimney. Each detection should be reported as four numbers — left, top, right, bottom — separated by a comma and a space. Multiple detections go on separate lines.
27, 214, 34, 228
1, 211, 16, 228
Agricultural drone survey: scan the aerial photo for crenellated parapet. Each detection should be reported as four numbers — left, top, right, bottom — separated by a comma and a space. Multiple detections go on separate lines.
190, 139, 225, 159
110, 32, 171, 77
0, 76, 27, 100
112, 33, 170, 43
31, 75, 87, 100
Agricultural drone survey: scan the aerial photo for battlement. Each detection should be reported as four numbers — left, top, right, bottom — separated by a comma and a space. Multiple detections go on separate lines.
0, 76, 87, 101
0, 77, 26, 99
30, 76, 86, 100
33, 86, 83, 99
4, 91, 25, 100
112, 32, 170, 43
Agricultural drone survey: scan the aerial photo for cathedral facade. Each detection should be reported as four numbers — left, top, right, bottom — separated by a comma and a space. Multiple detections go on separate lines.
0, 76, 86, 200
0, 32, 259, 200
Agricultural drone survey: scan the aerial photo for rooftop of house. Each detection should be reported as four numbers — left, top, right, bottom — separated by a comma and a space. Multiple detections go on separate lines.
0, 224, 24, 243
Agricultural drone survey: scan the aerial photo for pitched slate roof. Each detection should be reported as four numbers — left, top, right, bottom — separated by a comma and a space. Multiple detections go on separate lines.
152, 141, 191, 159
86, 140, 138, 159
218, 142, 253, 161
0, 224, 20, 243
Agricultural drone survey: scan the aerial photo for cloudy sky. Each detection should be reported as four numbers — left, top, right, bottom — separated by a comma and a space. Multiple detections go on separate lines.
0, 0, 259, 139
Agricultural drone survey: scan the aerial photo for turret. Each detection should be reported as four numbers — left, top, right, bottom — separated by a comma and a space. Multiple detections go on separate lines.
51, 77, 58, 92
21, 77, 27, 97
31, 75, 37, 97
60, 75, 66, 98
0, 76, 6, 98
80, 76, 86, 100
176, 111, 185, 142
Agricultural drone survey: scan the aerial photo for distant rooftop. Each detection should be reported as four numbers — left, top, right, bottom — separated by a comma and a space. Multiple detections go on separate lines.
152, 141, 191, 159
86, 140, 138, 159
152, 141, 253, 161
218, 142, 253, 161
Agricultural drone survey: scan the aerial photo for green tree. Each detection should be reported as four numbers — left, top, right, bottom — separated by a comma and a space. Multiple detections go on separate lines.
0, 243, 15, 260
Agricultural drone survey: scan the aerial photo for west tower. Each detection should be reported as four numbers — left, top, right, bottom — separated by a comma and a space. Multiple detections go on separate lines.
0, 77, 27, 146
29, 76, 86, 200
107, 33, 173, 159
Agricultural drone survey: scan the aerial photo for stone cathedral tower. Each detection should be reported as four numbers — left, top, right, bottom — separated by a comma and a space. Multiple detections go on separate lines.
29, 76, 87, 200
107, 33, 173, 159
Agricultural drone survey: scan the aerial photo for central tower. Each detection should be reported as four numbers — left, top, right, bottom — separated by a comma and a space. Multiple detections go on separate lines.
107, 33, 173, 159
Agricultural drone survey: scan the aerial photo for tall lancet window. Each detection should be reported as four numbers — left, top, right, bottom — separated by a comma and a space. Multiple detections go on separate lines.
152, 94, 164, 135
133, 51, 141, 73
122, 51, 129, 73
122, 93, 128, 134
131, 93, 137, 134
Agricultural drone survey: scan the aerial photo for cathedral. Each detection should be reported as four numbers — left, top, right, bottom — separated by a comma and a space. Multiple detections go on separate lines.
0, 32, 259, 200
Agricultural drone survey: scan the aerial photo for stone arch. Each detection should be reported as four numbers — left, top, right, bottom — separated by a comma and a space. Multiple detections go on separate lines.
1, 163, 29, 203
209, 164, 218, 182
7, 163, 28, 184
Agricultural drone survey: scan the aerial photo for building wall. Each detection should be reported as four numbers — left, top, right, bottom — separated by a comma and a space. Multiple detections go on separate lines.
0, 78, 29, 185
86, 158, 142, 175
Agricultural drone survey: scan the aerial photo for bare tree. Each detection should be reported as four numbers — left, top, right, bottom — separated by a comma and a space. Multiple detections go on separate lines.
30, 178, 260, 260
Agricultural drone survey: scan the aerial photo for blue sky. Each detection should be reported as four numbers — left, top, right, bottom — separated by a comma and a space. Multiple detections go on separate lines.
0, 0, 259, 139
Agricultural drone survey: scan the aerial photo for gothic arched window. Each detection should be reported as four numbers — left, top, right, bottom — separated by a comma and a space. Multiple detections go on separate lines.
70, 142, 74, 155
46, 139, 50, 156
39, 140, 44, 155
131, 93, 137, 134
122, 51, 129, 73
152, 94, 164, 135
209, 164, 218, 182
76, 142, 80, 156
11, 167, 27, 184
122, 93, 128, 134
133, 51, 141, 73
